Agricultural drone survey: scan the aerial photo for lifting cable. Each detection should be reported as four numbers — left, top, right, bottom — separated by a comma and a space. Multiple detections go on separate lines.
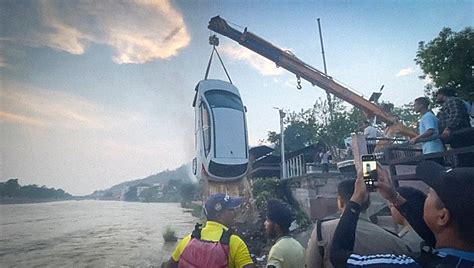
204, 35, 233, 84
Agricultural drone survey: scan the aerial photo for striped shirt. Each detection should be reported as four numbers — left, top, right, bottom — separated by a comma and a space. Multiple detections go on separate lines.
347, 254, 420, 267
347, 251, 474, 268
438, 97, 470, 131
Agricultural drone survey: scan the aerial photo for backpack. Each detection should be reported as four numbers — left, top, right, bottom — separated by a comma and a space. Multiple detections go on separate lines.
315, 216, 338, 258
178, 223, 232, 268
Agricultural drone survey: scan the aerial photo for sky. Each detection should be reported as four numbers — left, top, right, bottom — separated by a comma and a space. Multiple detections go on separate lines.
1, 0, 472, 195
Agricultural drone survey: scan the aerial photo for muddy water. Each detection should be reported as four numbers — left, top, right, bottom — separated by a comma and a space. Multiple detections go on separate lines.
0, 200, 196, 267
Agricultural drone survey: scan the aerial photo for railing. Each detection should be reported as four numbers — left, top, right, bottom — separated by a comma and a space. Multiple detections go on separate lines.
285, 154, 339, 179
285, 154, 305, 179
365, 137, 408, 154
382, 127, 474, 186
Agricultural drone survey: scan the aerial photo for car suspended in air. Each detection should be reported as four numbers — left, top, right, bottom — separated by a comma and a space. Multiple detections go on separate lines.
192, 79, 249, 182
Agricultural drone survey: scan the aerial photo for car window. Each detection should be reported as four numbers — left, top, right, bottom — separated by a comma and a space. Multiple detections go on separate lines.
205, 90, 243, 111
201, 103, 211, 156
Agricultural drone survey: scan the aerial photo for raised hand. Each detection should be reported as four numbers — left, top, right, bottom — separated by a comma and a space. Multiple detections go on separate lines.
374, 163, 406, 205
350, 170, 369, 205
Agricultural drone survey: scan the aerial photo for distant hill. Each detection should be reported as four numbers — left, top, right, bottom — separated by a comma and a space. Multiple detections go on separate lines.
88, 164, 195, 199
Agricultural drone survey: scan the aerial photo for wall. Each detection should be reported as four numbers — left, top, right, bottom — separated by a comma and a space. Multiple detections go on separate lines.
288, 173, 353, 220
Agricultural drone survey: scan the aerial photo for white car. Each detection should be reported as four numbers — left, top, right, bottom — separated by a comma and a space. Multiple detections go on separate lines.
192, 79, 249, 182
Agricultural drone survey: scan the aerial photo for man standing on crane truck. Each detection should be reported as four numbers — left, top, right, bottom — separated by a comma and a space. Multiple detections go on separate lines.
435, 87, 473, 167
410, 97, 444, 163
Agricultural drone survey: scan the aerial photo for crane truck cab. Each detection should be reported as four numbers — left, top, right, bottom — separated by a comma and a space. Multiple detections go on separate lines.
192, 79, 249, 182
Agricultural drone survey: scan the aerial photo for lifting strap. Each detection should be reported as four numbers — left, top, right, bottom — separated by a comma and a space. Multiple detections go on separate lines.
316, 219, 325, 257
191, 223, 203, 239
316, 215, 338, 258
204, 36, 233, 84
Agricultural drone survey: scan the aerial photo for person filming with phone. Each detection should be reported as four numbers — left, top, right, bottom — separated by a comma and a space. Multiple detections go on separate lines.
305, 178, 410, 268
330, 161, 474, 267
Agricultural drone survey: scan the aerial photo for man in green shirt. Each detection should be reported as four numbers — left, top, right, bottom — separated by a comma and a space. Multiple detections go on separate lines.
264, 199, 305, 268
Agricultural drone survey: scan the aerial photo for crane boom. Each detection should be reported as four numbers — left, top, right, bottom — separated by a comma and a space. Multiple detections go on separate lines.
208, 16, 398, 124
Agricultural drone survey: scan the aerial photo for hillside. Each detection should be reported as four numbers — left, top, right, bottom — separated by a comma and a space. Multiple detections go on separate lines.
88, 164, 194, 199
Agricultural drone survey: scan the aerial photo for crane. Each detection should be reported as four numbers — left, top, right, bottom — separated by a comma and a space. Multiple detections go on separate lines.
208, 16, 416, 138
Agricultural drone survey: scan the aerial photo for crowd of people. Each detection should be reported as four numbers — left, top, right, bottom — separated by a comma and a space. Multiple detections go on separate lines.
330, 161, 474, 267
362, 86, 473, 167
164, 87, 473, 267
165, 160, 473, 267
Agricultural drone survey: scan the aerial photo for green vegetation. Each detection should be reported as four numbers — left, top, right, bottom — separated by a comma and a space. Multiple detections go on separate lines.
0, 179, 72, 201
181, 202, 204, 218
268, 98, 365, 154
162, 225, 178, 242
267, 97, 419, 158
252, 178, 311, 229
415, 27, 473, 101
252, 178, 287, 209
392, 102, 419, 128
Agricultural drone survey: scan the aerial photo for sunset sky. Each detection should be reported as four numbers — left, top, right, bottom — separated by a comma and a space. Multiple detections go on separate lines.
1, 0, 472, 195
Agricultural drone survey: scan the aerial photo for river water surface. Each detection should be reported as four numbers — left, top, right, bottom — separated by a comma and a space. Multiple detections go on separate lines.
0, 200, 197, 267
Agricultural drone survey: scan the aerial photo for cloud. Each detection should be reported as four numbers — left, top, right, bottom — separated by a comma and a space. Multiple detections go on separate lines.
220, 43, 284, 76
0, 83, 193, 194
2, 0, 191, 64
0, 111, 47, 128
0, 83, 144, 131
396, 67, 416, 77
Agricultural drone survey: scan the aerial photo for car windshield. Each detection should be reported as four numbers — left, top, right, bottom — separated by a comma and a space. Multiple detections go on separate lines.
205, 90, 243, 111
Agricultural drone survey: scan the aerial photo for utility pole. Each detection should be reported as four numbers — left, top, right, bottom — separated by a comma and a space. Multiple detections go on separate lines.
317, 18, 333, 119
274, 107, 287, 179
317, 18, 328, 75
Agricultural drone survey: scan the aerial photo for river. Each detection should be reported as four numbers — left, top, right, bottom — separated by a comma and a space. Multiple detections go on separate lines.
0, 200, 197, 267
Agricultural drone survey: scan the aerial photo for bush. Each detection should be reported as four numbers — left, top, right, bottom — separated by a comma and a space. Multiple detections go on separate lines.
162, 226, 177, 242
294, 208, 311, 229
252, 178, 281, 197
252, 178, 311, 229
255, 190, 273, 209
181, 202, 204, 218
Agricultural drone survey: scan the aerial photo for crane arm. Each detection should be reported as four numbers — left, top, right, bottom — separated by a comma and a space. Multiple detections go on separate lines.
208, 16, 398, 125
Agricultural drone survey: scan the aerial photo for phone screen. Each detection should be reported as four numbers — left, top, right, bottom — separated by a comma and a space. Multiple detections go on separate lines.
361, 154, 377, 190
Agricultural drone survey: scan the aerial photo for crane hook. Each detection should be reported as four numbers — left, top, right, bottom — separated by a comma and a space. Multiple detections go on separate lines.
209, 34, 219, 47
296, 75, 302, 90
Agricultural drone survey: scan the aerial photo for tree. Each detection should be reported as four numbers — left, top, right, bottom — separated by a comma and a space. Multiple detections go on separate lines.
316, 99, 364, 149
267, 108, 321, 152
1, 179, 72, 199
390, 102, 418, 128
178, 183, 198, 204
140, 186, 159, 202
415, 27, 474, 101
267, 98, 366, 158
124, 186, 138, 201
5, 179, 20, 197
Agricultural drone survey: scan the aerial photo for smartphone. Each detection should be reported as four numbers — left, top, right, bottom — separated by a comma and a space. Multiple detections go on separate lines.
361, 154, 377, 191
